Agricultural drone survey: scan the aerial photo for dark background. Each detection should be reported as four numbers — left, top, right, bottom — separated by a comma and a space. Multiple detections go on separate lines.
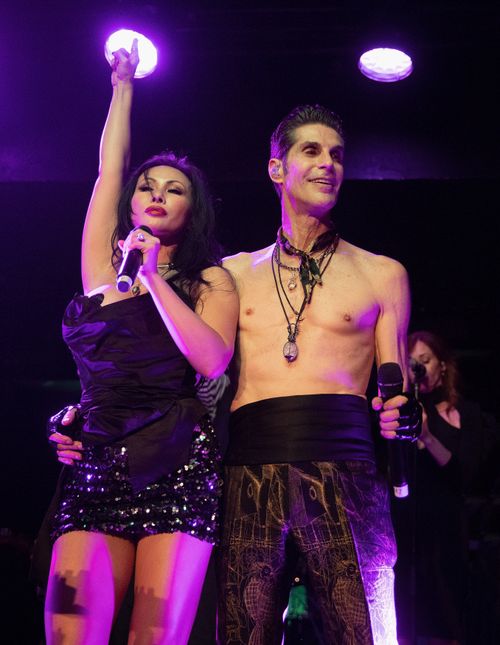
0, 0, 499, 641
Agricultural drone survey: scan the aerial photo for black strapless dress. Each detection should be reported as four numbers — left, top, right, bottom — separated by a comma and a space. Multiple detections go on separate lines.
51, 289, 221, 544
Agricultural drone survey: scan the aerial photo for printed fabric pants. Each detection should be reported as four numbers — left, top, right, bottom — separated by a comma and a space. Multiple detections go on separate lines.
216, 461, 397, 645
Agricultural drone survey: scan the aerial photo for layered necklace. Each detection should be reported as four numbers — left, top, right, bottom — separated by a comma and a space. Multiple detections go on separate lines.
272, 226, 339, 362
131, 262, 176, 296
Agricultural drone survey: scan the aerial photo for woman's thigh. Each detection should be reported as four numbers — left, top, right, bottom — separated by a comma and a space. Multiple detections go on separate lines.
130, 532, 213, 645
45, 530, 135, 644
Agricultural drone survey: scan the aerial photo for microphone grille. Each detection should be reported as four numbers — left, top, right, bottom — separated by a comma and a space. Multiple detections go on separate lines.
377, 362, 403, 387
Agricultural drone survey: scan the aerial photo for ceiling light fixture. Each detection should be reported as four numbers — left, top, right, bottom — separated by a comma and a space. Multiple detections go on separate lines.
358, 47, 413, 82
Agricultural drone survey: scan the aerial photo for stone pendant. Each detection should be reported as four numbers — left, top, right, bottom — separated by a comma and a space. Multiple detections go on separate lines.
283, 340, 298, 362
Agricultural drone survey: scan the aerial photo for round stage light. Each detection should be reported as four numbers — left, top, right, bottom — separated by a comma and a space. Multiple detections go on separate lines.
358, 48, 413, 82
104, 29, 158, 78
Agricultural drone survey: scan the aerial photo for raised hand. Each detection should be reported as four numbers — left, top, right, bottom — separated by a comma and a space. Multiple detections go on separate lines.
111, 37, 139, 85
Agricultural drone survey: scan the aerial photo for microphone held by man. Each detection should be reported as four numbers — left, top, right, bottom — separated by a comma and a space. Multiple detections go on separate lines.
377, 362, 423, 498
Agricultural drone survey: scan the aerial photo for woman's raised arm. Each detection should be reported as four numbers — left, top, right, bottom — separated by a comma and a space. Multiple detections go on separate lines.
81, 40, 139, 292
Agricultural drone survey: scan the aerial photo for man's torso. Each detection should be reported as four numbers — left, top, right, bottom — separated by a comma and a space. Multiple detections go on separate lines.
224, 238, 393, 411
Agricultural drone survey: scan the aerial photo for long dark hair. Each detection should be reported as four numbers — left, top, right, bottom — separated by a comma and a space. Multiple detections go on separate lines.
408, 330, 460, 408
112, 152, 224, 301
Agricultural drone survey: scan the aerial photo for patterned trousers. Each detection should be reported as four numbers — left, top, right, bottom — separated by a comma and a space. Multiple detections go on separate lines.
216, 461, 397, 645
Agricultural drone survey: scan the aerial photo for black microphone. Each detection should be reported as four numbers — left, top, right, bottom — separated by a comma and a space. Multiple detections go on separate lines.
116, 226, 153, 293
409, 358, 426, 381
378, 362, 409, 499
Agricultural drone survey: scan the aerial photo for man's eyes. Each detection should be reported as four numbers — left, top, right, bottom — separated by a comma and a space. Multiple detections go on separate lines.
302, 146, 343, 161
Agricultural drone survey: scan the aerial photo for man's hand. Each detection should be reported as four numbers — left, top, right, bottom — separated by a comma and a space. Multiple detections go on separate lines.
372, 394, 408, 439
47, 405, 84, 466
372, 394, 422, 441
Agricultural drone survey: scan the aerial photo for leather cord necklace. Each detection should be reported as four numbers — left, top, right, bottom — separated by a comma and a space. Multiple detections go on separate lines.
272, 229, 339, 362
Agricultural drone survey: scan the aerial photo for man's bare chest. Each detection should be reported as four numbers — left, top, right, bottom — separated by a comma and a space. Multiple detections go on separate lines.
237, 262, 379, 334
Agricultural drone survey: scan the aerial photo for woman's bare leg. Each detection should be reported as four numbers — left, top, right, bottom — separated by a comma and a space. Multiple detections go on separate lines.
45, 531, 135, 644
129, 532, 212, 644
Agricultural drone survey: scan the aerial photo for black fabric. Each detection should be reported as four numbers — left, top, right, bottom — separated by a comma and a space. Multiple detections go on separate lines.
408, 404, 466, 639
393, 397, 500, 641
50, 418, 221, 544
62, 283, 206, 492
217, 460, 397, 644
418, 386, 446, 407
394, 392, 422, 440
46, 404, 82, 441
224, 394, 375, 465
30, 469, 69, 589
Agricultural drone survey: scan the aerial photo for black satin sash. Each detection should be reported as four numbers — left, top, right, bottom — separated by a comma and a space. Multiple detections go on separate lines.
225, 394, 375, 465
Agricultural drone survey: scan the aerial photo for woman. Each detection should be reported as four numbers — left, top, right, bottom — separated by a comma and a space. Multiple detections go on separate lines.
394, 330, 498, 645
44, 41, 238, 643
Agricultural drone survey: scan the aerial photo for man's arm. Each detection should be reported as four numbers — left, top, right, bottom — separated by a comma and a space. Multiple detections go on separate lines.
370, 256, 412, 438
373, 256, 410, 374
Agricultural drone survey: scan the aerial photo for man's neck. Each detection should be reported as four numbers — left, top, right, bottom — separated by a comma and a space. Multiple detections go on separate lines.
281, 211, 332, 252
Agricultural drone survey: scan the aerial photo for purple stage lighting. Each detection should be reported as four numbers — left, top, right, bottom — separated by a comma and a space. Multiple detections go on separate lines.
105, 29, 158, 78
358, 48, 413, 82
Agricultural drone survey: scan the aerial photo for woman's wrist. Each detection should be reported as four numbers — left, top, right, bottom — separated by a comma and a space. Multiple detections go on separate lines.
419, 431, 433, 448
419, 429, 453, 466
112, 76, 134, 91
139, 267, 162, 283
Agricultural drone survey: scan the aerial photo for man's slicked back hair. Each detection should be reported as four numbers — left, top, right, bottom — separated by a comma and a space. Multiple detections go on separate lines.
270, 104, 345, 162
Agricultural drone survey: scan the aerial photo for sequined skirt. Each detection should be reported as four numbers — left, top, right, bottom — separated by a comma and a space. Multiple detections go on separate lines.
51, 416, 222, 544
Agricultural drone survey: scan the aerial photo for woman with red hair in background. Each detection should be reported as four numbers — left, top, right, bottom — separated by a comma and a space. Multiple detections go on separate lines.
394, 330, 499, 645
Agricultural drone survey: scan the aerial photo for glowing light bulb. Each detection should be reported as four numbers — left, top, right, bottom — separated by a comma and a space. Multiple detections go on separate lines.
104, 29, 158, 78
358, 48, 413, 82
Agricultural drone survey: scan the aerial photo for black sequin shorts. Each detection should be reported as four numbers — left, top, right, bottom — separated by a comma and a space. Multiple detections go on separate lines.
51, 417, 222, 544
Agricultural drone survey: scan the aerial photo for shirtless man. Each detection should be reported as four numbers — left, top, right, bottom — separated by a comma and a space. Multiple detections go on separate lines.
51, 104, 411, 644
216, 105, 410, 645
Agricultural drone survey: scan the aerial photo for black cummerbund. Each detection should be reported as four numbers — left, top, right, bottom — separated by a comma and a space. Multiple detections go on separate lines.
224, 394, 375, 465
